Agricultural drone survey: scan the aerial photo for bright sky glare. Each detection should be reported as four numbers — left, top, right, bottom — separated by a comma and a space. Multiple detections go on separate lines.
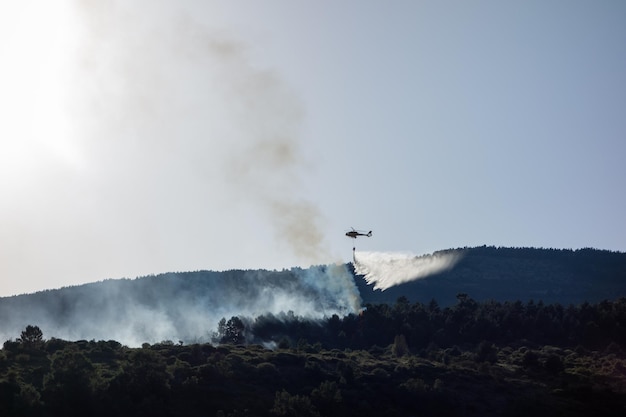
1, 1, 625, 296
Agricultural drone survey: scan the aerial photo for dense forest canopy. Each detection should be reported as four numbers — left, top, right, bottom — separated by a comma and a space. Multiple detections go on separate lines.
2, 296, 626, 416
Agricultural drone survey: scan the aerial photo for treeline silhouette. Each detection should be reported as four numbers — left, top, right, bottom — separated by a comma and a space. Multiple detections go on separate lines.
225, 295, 626, 351
2, 296, 625, 416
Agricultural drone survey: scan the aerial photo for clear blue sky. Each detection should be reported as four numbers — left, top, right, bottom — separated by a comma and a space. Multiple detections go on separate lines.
1, 1, 625, 296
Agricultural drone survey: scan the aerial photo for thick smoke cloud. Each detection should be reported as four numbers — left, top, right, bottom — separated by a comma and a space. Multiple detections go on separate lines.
69, 1, 330, 263
0, 1, 331, 296
0, 265, 361, 347
354, 250, 461, 290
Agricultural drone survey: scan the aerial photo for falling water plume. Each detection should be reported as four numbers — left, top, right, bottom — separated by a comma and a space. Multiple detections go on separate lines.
353, 250, 461, 290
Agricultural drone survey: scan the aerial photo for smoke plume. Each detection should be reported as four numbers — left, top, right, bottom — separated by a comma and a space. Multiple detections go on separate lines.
354, 250, 461, 290
69, 1, 330, 264
0, 265, 360, 347
0, 1, 332, 296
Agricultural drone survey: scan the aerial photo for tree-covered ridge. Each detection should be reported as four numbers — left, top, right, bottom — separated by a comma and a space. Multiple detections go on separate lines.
356, 246, 626, 306
1, 246, 624, 346
2, 297, 626, 417
0, 266, 360, 346
228, 295, 626, 351
3, 246, 625, 305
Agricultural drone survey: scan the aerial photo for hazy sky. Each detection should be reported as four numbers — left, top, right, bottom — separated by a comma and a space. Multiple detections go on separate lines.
1, 1, 625, 297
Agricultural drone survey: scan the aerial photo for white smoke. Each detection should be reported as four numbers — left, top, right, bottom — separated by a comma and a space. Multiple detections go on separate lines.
354, 250, 461, 291
0, 265, 361, 347
0, 1, 334, 297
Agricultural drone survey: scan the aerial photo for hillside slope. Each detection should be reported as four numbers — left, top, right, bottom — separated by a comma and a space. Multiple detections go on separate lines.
355, 246, 626, 306
0, 247, 624, 345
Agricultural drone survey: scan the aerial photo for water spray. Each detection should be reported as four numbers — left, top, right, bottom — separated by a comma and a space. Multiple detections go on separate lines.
354, 250, 461, 290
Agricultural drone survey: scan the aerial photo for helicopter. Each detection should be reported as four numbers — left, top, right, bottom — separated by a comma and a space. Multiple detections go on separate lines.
345, 228, 372, 239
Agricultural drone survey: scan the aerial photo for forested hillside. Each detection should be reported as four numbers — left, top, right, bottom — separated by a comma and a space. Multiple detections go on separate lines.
0, 266, 360, 346
0, 246, 624, 346
2, 296, 626, 416
2, 246, 625, 416
356, 246, 626, 306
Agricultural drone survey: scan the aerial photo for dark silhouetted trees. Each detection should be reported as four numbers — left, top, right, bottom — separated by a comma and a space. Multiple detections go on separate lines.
216, 316, 246, 344
2, 296, 626, 416
17, 325, 43, 349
